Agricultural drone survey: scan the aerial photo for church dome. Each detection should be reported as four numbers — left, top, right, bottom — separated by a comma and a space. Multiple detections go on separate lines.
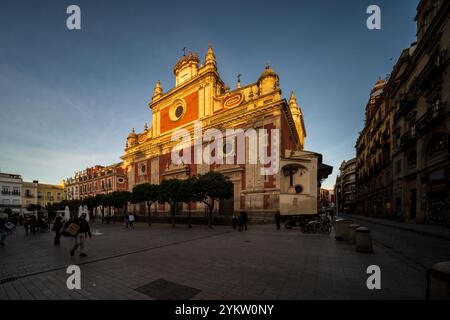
127, 128, 137, 140
258, 65, 279, 82
371, 78, 386, 95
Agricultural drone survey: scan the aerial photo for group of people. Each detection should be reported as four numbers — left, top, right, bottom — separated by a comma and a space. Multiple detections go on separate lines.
232, 211, 283, 231
123, 213, 135, 229
21, 214, 50, 236
53, 213, 92, 257
0, 212, 92, 258
232, 211, 248, 231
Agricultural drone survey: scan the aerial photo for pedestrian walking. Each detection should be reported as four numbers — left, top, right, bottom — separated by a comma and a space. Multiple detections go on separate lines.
52, 216, 63, 245
128, 213, 135, 229
23, 214, 30, 236
0, 216, 7, 247
70, 213, 92, 258
37, 215, 44, 233
242, 211, 248, 231
275, 211, 281, 230
124, 213, 129, 228
237, 213, 243, 232
30, 215, 37, 235
232, 215, 237, 229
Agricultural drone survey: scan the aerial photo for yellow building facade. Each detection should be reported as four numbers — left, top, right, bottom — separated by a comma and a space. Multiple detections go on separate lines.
22, 181, 64, 209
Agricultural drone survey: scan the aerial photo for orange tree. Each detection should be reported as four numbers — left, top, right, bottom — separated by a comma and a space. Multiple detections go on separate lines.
132, 183, 159, 226
195, 172, 233, 228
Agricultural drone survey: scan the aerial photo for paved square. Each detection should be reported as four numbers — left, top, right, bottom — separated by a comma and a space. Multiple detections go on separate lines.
0, 221, 448, 300
136, 278, 202, 300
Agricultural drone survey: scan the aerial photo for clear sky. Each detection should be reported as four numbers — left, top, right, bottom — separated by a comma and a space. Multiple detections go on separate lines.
0, 0, 418, 188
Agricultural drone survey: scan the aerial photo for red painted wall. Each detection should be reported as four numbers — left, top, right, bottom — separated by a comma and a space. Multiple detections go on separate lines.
160, 91, 199, 134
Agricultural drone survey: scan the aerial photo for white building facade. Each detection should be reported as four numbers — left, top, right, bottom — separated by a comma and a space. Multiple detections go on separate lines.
0, 172, 23, 213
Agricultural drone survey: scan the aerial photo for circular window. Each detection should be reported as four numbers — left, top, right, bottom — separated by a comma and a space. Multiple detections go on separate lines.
223, 142, 233, 155
175, 105, 184, 118
295, 185, 303, 194
117, 178, 125, 184
169, 99, 187, 121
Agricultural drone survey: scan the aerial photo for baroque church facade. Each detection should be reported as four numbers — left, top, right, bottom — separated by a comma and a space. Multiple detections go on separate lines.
121, 47, 332, 220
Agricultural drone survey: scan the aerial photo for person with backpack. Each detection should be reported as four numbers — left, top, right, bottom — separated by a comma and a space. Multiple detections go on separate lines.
69, 213, 92, 257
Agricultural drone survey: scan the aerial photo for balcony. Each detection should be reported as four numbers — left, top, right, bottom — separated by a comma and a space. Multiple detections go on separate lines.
416, 104, 443, 135
382, 129, 390, 141
397, 131, 416, 151
394, 95, 416, 122
376, 139, 382, 149
413, 51, 448, 91
374, 118, 382, 129
1, 191, 10, 195
12, 192, 21, 196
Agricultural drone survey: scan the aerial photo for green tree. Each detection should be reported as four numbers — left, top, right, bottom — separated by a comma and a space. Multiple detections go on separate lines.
195, 172, 234, 228
101, 194, 114, 219
180, 177, 201, 228
158, 179, 184, 227
111, 191, 132, 216
132, 183, 159, 226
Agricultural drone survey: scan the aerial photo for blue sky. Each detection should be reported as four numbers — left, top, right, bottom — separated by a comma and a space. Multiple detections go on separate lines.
0, 0, 418, 188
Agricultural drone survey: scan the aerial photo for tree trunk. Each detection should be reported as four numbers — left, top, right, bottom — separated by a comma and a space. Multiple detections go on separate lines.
171, 203, 175, 228
188, 201, 192, 229
208, 199, 215, 229
147, 201, 152, 227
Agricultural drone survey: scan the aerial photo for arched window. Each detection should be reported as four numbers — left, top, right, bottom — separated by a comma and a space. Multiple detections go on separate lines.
426, 133, 449, 161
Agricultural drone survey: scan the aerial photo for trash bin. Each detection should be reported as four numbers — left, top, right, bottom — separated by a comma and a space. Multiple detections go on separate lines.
334, 219, 353, 241
427, 262, 450, 300
349, 224, 360, 244
355, 227, 373, 253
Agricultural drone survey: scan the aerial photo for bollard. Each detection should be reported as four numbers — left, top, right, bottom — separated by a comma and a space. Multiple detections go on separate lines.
427, 262, 450, 300
334, 219, 353, 241
355, 227, 373, 253
349, 224, 360, 245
